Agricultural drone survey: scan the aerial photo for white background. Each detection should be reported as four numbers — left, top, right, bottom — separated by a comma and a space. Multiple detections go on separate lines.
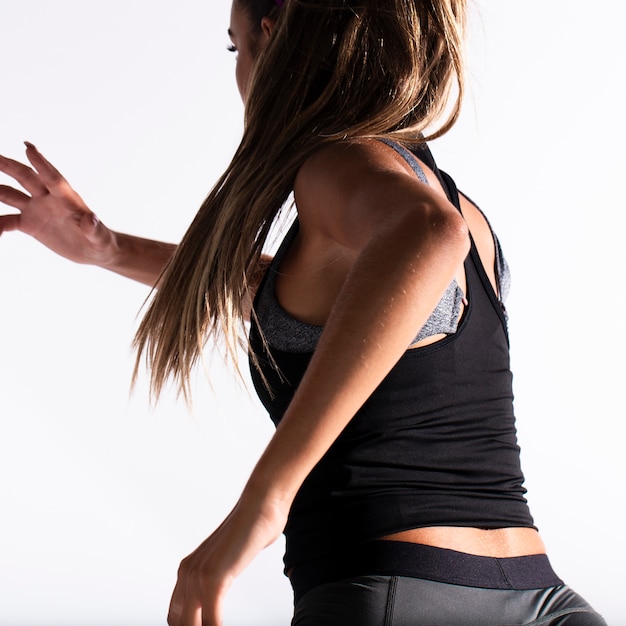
1, 1, 624, 624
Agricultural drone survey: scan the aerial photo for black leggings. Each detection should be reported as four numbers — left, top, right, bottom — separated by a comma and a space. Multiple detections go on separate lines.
290, 542, 607, 626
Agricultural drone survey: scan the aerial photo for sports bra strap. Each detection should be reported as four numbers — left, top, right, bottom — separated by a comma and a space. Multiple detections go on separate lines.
378, 139, 429, 184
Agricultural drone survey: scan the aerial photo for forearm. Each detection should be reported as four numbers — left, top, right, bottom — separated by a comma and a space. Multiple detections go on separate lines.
101, 231, 177, 287
0, 145, 179, 287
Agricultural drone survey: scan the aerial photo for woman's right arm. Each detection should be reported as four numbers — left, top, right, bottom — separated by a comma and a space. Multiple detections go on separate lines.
0, 143, 176, 287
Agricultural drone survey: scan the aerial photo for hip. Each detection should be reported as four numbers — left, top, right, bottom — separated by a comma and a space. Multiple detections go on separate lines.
291, 573, 607, 626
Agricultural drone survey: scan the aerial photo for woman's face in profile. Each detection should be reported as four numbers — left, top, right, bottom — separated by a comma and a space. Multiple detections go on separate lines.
228, 2, 263, 101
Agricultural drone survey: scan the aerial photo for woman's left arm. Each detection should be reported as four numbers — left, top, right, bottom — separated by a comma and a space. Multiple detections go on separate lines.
167, 141, 470, 626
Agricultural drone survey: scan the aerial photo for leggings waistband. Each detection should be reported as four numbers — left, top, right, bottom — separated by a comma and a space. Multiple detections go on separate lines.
289, 541, 563, 602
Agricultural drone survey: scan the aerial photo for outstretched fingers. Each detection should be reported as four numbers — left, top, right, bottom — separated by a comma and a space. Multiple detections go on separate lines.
0, 184, 30, 211
0, 214, 21, 234
24, 142, 71, 195
0, 153, 47, 196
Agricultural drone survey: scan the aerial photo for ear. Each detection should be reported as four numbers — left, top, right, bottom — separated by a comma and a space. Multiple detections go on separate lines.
260, 16, 276, 42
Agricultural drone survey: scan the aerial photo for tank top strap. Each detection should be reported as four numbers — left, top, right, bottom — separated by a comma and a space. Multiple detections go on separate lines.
437, 168, 510, 344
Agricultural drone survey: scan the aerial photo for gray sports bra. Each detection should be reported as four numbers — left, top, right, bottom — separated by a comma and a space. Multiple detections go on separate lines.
255, 140, 510, 353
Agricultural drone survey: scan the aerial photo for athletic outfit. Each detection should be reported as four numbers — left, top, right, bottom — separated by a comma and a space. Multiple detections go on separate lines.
249, 142, 606, 625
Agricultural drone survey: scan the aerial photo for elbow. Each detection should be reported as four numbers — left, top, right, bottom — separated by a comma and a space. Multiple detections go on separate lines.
430, 209, 471, 276
440, 208, 471, 263
396, 199, 470, 264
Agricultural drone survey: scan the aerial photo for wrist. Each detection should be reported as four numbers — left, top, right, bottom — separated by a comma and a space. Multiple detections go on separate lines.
240, 474, 294, 523
97, 229, 126, 271
95, 232, 175, 286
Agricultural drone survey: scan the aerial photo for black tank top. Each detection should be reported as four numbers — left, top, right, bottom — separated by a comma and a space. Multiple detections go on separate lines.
248, 143, 534, 572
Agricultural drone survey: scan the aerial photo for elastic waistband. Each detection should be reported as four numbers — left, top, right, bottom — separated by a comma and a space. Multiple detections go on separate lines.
289, 541, 563, 602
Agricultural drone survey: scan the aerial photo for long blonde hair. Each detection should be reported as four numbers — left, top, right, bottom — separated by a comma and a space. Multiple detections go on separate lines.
133, 0, 467, 403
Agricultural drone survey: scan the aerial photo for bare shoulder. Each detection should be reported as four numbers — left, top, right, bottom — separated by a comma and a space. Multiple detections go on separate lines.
295, 139, 422, 201
294, 139, 458, 250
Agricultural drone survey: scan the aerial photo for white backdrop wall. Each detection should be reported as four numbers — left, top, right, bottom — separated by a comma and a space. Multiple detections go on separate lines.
0, 2, 623, 624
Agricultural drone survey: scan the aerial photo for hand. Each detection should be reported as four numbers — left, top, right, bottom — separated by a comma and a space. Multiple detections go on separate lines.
168, 492, 288, 626
0, 143, 117, 266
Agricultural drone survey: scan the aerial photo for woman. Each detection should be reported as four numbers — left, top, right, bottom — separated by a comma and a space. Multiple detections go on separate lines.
0, 1, 608, 624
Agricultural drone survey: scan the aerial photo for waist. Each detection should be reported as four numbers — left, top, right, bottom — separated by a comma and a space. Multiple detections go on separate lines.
288, 538, 561, 603
380, 526, 546, 558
